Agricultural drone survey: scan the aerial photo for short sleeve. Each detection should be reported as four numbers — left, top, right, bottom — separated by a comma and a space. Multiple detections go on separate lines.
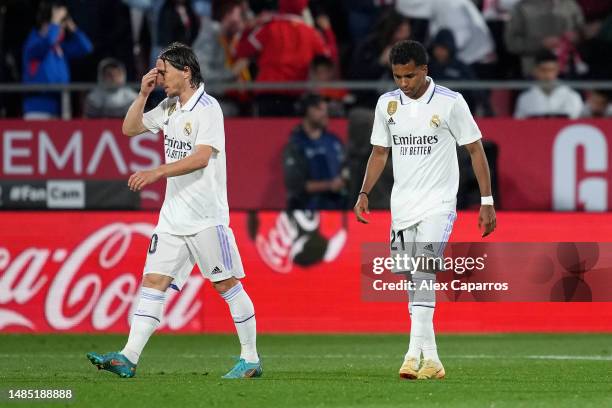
370, 99, 392, 147
194, 105, 225, 152
448, 94, 482, 145
142, 99, 168, 133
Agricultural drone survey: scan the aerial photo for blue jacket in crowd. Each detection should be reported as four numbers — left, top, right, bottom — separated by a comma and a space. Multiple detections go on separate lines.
22, 23, 93, 117
283, 125, 347, 210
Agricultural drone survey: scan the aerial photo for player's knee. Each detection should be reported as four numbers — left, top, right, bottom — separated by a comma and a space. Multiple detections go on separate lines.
213, 277, 240, 294
142, 273, 172, 291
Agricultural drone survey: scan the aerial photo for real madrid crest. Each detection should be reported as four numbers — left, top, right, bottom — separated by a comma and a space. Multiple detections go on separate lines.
430, 114, 441, 128
184, 122, 192, 136
387, 101, 397, 116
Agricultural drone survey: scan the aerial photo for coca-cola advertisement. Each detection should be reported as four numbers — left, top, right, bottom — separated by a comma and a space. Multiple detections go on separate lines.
2, 211, 612, 334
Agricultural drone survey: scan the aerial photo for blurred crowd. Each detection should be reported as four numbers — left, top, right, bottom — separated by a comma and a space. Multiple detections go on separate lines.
1, 0, 612, 119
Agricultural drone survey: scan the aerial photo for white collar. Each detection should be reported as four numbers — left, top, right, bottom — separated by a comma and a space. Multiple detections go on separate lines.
178, 84, 205, 111
399, 77, 435, 105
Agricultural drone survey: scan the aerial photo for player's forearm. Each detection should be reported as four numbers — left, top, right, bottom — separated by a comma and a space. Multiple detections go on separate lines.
122, 93, 148, 136
360, 147, 389, 194
469, 147, 493, 198
158, 148, 211, 178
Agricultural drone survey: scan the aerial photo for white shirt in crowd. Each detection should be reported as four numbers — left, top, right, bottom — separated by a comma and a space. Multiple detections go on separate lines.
142, 84, 230, 235
395, 0, 494, 64
514, 84, 584, 119
429, 0, 495, 65
395, 0, 433, 19
371, 77, 482, 231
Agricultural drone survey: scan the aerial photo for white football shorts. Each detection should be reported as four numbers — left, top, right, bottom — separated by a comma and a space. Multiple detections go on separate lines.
390, 210, 457, 273
143, 225, 245, 290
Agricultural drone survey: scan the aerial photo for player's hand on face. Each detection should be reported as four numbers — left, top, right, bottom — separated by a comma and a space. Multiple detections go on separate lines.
479, 205, 496, 237
140, 68, 158, 97
128, 169, 163, 192
354, 194, 370, 224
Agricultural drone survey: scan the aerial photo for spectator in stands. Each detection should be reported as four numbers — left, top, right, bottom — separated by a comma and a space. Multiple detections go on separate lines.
514, 50, 583, 119
343, 0, 394, 44
122, 0, 166, 70
157, 0, 200, 48
505, 0, 585, 78
581, 90, 612, 118
481, 0, 522, 79
283, 93, 348, 210
309, 55, 349, 117
350, 9, 411, 107
576, 1, 612, 79
194, 1, 247, 84
64, 0, 135, 83
428, 0, 497, 82
234, 0, 333, 116
394, 0, 431, 43
22, 1, 93, 119
193, 0, 250, 115
84, 58, 137, 118
428, 29, 483, 113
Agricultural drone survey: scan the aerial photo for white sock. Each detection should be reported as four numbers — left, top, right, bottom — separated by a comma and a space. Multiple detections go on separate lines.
221, 282, 258, 363
404, 286, 418, 361
405, 305, 427, 360
121, 287, 166, 364
405, 271, 437, 362
422, 313, 440, 363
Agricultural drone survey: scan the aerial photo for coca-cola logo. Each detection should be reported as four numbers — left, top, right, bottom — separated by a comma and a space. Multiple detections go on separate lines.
0, 222, 203, 331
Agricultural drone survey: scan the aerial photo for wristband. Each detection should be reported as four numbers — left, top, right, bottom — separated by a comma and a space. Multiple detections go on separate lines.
359, 191, 369, 198
481, 196, 494, 206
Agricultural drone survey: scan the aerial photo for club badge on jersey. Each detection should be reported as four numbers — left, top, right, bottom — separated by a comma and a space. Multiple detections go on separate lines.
430, 115, 441, 128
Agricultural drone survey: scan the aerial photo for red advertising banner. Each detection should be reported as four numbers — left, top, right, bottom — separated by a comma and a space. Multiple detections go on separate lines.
1, 119, 611, 210
1, 211, 612, 334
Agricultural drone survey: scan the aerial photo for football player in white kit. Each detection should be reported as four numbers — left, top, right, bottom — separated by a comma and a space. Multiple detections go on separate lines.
354, 40, 496, 380
87, 43, 261, 379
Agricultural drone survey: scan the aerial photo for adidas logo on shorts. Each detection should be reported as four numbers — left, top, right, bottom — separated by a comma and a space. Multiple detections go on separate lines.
211, 266, 222, 275
423, 243, 435, 253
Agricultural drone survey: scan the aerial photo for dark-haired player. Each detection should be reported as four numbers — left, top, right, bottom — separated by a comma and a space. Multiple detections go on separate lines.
87, 42, 261, 379
354, 40, 496, 380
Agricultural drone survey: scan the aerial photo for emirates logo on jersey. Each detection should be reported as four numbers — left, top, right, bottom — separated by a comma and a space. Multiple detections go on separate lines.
392, 133, 439, 156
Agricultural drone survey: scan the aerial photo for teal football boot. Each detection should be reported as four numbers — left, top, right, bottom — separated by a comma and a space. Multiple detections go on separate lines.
222, 358, 262, 379
87, 351, 136, 378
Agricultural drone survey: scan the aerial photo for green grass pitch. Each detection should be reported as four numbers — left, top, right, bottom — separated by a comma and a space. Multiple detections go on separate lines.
1, 334, 611, 408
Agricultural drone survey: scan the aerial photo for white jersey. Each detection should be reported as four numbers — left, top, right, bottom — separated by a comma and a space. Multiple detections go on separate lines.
370, 77, 482, 231
142, 84, 229, 235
